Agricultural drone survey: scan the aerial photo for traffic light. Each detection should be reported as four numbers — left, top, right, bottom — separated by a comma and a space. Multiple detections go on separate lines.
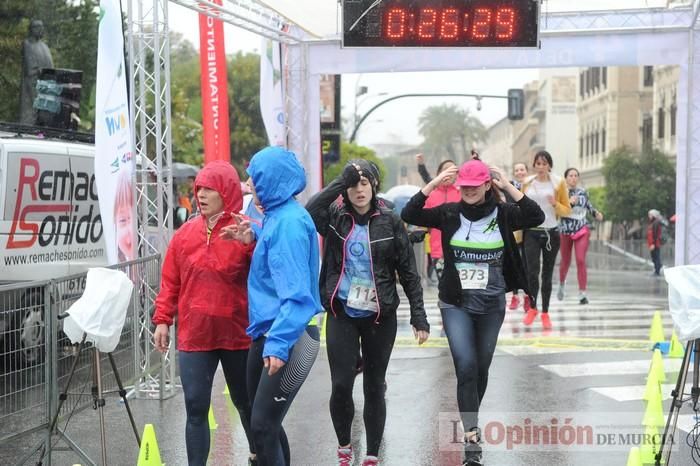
507, 88, 524, 120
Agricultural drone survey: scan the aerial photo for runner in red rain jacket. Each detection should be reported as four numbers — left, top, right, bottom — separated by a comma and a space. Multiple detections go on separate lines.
152, 160, 257, 466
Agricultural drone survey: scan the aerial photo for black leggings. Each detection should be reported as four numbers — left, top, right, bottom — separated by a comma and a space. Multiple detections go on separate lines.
327, 311, 397, 456
179, 349, 254, 466
523, 229, 560, 313
439, 302, 505, 436
247, 326, 320, 466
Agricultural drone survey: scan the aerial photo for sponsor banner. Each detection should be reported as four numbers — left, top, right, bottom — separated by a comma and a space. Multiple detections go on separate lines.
260, 36, 285, 146
438, 411, 679, 452
199, 0, 231, 162
95, 0, 136, 264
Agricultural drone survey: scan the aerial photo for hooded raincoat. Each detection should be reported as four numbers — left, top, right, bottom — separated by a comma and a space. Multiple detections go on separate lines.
153, 160, 253, 351
246, 147, 321, 362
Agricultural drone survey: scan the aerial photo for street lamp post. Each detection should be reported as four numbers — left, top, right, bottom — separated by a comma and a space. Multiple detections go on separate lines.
349, 92, 519, 144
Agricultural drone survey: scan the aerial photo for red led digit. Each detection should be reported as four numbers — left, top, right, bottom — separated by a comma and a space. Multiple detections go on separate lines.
417, 8, 437, 39
495, 8, 515, 40
472, 8, 491, 40
385, 8, 407, 39
440, 8, 459, 39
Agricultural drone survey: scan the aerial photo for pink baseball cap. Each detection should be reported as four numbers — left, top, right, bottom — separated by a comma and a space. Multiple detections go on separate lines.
455, 160, 491, 187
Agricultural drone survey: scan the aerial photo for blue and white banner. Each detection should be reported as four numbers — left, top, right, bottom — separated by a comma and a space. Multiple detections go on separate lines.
94, 0, 135, 264
260, 37, 286, 146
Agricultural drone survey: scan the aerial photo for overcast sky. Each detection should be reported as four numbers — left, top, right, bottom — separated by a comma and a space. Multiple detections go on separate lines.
167, 4, 539, 150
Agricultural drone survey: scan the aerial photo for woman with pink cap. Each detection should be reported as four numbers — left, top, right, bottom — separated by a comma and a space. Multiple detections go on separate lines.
402, 159, 543, 466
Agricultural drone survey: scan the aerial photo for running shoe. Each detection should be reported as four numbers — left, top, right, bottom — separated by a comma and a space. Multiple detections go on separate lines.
508, 294, 520, 310
523, 308, 538, 326
523, 295, 531, 313
337, 447, 353, 466
579, 296, 589, 305
541, 313, 552, 330
463, 441, 483, 466
557, 282, 565, 301
362, 456, 379, 466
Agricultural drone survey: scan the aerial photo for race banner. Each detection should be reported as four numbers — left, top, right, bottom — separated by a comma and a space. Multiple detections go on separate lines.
94, 0, 136, 265
260, 36, 285, 146
199, 0, 231, 163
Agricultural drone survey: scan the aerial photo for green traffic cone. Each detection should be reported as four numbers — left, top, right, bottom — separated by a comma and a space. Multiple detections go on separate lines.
642, 391, 665, 427
626, 446, 642, 466
649, 349, 667, 383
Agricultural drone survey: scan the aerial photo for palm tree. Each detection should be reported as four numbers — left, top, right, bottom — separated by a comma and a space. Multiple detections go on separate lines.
417, 104, 486, 163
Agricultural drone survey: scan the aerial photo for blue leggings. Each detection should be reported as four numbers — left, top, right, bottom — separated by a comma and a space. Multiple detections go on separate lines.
247, 326, 320, 466
179, 349, 254, 466
440, 302, 505, 436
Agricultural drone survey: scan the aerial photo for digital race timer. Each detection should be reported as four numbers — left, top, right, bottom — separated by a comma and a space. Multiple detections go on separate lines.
343, 0, 540, 48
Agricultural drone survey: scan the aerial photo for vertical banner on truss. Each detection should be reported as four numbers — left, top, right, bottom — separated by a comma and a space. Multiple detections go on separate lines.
260, 36, 286, 146
199, 0, 230, 163
95, 0, 136, 265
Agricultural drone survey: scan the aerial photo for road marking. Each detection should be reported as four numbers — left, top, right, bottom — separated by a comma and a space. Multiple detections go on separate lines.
540, 358, 683, 377
589, 383, 691, 402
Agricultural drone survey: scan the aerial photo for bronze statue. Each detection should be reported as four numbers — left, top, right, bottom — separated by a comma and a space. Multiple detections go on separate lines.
19, 19, 54, 125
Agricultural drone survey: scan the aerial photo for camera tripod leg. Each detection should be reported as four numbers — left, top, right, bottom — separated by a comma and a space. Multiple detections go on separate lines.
106, 352, 141, 446
92, 349, 108, 466
657, 339, 697, 465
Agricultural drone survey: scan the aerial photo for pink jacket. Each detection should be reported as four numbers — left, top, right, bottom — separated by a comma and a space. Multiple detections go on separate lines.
425, 185, 461, 259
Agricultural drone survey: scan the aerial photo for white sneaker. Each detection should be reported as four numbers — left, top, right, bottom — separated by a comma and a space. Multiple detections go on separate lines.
557, 283, 565, 301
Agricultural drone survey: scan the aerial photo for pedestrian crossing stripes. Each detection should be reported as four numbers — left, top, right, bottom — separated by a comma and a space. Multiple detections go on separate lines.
394, 295, 671, 342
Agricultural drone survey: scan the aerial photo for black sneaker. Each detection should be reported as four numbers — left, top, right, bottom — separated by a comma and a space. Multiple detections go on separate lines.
579, 296, 588, 305
463, 441, 483, 466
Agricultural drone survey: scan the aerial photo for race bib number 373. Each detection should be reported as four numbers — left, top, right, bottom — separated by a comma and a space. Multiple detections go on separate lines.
456, 263, 489, 290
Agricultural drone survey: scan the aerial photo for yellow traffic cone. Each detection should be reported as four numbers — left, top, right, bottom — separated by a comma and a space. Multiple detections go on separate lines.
640, 424, 663, 464
642, 369, 662, 402
137, 424, 164, 466
669, 331, 685, 359
642, 391, 665, 427
208, 404, 218, 430
626, 446, 642, 466
321, 313, 328, 342
649, 349, 667, 383
649, 311, 665, 345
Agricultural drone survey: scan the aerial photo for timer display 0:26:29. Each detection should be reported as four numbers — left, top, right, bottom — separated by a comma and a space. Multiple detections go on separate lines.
343, 1, 539, 48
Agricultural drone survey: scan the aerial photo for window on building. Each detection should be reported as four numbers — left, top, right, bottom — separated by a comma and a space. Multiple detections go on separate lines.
579, 137, 583, 159
585, 132, 590, 156
671, 97, 677, 137
594, 131, 599, 154
587, 68, 592, 94
580, 72, 585, 98
602, 67, 607, 88
643, 66, 654, 87
601, 128, 606, 153
642, 115, 653, 149
658, 107, 665, 139
593, 67, 600, 91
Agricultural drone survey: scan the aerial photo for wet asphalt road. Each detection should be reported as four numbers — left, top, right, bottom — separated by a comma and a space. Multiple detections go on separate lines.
2, 265, 696, 466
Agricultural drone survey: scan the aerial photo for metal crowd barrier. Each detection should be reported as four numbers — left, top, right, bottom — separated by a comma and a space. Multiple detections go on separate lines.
0, 254, 163, 452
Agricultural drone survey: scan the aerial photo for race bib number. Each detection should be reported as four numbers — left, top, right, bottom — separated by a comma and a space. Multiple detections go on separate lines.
347, 277, 378, 312
456, 263, 489, 290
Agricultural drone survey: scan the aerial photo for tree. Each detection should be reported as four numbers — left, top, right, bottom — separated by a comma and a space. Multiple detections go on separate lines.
323, 142, 386, 187
228, 51, 268, 172
601, 146, 675, 224
417, 104, 486, 163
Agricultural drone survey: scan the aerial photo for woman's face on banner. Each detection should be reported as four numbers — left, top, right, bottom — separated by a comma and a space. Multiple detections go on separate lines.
115, 205, 134, 260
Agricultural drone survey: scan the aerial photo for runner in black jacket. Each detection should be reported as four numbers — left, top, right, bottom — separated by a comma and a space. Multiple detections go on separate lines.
306, 159, 429, 466
402, 159, 544, 466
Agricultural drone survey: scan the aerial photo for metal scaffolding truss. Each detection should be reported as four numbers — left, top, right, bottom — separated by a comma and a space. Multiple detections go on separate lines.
127, 0, 176, 399
126, 0, 700, 397
168, 0, 298, 43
